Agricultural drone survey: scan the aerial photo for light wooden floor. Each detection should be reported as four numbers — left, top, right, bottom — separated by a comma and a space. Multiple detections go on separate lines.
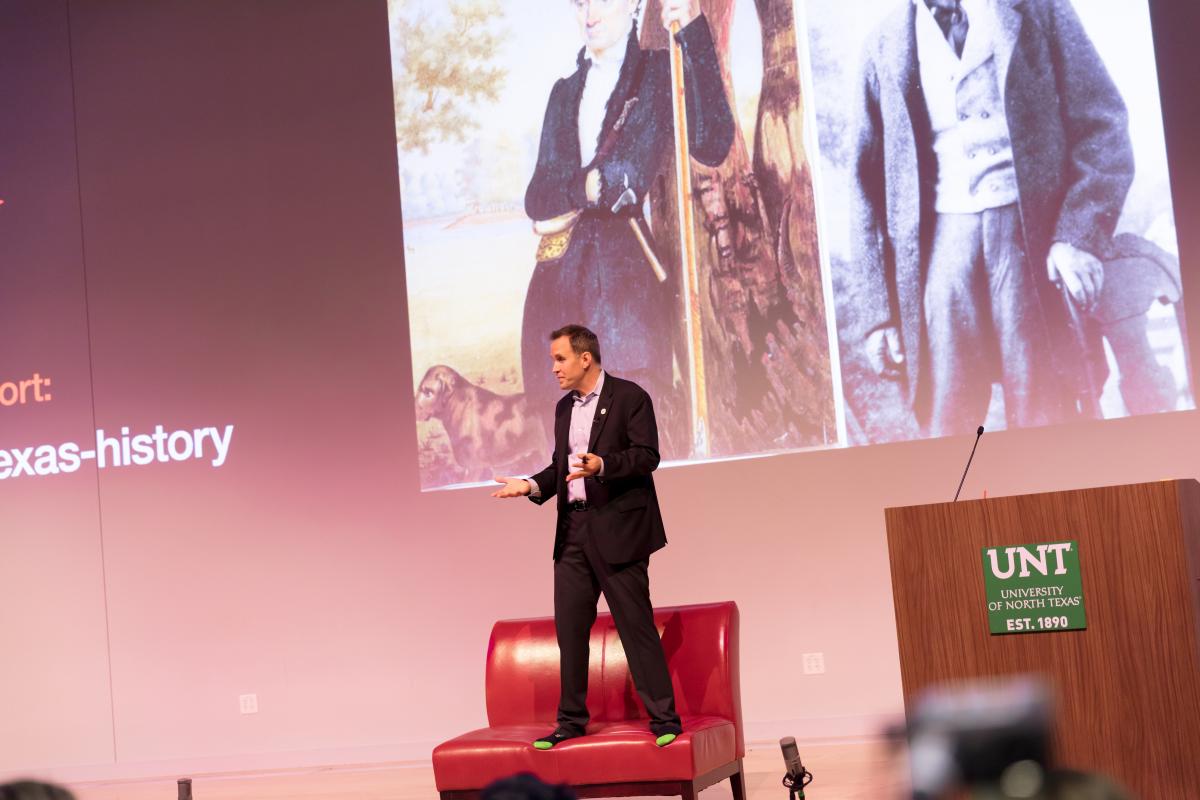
67, 741, 906, 800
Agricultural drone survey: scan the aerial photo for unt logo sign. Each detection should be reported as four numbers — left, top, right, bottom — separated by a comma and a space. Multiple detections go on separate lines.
985, 543, 1073, 579
981, 541, 1087, 635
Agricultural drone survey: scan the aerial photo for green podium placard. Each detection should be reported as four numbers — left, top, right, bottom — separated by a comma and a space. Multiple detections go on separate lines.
981, 541, 1086, 634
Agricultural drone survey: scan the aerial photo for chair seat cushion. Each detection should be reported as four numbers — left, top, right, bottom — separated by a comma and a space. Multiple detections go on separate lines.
432, 715, 737, 791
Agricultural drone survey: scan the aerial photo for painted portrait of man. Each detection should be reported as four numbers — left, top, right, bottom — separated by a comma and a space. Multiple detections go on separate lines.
391, 0, 838, 487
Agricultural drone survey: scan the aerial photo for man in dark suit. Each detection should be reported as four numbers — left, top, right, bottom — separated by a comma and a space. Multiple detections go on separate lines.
492, 324, 680, 749
520, 0, 733, 442
844, 0, 1134, 437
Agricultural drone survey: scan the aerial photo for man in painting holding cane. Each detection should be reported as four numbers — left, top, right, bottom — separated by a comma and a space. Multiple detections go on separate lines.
520, 0, 734, 443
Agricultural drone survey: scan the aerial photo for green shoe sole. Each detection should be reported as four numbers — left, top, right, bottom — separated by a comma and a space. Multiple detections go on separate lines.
532, 740, 554, 750
655, 733, 677, 747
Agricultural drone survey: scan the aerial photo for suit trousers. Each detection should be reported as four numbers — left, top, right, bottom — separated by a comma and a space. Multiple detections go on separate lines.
553, 508, 681, 736
922, 204, 1058, 437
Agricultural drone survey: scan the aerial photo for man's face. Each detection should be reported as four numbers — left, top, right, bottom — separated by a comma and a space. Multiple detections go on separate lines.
573, 0, 637, 58
551, 336, 592, 392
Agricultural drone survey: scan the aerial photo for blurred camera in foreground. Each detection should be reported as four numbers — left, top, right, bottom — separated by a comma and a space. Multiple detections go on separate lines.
905, 676, 1130, 799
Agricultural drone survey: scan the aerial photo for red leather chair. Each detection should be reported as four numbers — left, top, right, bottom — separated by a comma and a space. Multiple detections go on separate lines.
433, 601, 744, 799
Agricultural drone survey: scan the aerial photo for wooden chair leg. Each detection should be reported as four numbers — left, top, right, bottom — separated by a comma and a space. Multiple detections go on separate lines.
681, 780, 698, 800
729, 759, 746, 800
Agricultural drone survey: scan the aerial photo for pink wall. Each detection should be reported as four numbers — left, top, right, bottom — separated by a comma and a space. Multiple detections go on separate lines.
0, 0, 115, 771
2, 0, 1199, 782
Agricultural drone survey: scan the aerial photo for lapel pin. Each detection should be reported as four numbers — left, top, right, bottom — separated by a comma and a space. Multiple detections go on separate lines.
600, 408, 607, 415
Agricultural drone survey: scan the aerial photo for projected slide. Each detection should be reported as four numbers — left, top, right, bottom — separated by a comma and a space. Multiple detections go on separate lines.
389, 0, 1191, 489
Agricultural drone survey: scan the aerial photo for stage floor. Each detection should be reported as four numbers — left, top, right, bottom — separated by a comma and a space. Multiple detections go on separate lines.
66, 740, 904, 800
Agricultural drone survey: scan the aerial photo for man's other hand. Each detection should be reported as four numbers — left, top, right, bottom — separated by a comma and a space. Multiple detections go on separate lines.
585, 169, 601, 205
1048, 241, 1104, 310
866, 326, 905, 378
491, 477, 531, 498
661, 0, 700, 30
566, 453, 602, 482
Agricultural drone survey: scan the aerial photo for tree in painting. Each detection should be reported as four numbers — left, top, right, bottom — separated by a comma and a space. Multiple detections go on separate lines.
389, 0, 507, 154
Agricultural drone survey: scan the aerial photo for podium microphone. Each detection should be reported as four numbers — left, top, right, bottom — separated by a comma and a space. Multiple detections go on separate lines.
953, 426, 985, 502
780, 736, 813, 799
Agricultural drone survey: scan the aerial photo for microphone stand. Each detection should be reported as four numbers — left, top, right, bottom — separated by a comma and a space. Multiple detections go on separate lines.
782, 768, 813, 800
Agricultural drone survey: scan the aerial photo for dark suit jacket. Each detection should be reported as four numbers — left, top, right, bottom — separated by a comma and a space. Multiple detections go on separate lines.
519, 17, 733, 411
845, 0, 1134, 408
525, 14, 733, 225
528, 374, 667, 565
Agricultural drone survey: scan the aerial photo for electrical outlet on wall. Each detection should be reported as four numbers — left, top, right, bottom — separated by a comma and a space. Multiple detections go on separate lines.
239, 693, 259, 714
802, 652, 826, 675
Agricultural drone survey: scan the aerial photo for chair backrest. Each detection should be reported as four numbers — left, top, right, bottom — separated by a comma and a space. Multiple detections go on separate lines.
485, 601, 743, 754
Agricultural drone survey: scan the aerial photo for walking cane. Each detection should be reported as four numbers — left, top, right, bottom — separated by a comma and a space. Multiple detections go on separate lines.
1059, 283, 1105, 419
668, 19, 709, 457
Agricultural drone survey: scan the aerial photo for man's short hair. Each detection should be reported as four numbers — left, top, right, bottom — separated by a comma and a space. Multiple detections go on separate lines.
0, 781, 77, 800
550, 324, 602, 365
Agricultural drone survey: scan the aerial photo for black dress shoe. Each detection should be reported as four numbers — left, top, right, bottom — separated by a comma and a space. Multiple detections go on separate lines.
532, 729, 583, 750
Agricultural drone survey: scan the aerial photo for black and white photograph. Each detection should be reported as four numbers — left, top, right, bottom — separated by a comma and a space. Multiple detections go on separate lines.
805, 0, 1193, 443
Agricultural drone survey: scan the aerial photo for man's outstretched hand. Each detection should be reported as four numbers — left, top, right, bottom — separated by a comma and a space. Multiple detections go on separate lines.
491, 477, 531, 498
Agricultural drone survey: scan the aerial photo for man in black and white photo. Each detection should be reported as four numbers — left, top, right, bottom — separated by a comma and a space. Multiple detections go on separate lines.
846, 0, 1134, 437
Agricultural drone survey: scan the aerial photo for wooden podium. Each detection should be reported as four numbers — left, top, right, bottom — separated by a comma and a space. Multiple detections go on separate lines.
886, 480, 1200, 797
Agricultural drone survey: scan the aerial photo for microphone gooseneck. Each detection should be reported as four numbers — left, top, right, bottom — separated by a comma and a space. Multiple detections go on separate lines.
953, 426, 985, 502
